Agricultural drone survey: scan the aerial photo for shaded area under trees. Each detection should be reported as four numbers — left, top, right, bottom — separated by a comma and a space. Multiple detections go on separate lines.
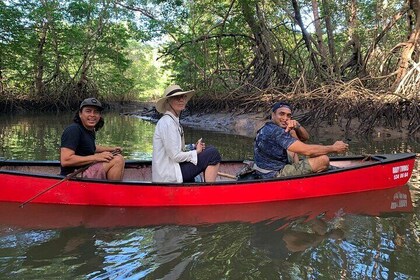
1, 0, 419, 136
130, 0, 419, 136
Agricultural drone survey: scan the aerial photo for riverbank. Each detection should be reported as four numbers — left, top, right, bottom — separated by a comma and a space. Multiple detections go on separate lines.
119, 102, 419, 141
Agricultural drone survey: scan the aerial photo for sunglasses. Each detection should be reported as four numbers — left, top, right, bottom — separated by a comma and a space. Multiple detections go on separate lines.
171, 95, 187, 101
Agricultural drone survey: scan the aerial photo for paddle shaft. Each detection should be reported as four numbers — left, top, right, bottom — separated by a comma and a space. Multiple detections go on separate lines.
217, 172, 236, 179
19, 150, 119, 208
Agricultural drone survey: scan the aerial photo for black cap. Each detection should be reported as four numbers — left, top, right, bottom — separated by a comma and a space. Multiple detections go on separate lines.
272, 101, 292, 112
79, 98, 103, 111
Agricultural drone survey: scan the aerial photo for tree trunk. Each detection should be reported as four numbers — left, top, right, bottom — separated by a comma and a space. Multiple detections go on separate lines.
290, 0, 322, 76
77, 51, 91, 96
322, 0, 338, 75
34, 19, 48, 96
363, 9, 406, 73
393, 0, 420, 88
77, 9, 105, 96
239, 0, 291, 88
41, 0, 61, 86
340, 0, 363, 78
311, 0, 329, 70
0, 67, 3, 95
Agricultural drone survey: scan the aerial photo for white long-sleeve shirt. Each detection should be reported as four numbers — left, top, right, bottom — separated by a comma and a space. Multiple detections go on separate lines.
152, 111, 198, 182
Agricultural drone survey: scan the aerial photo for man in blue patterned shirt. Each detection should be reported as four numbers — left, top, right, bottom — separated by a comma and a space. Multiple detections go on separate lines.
254, 102, 349, 178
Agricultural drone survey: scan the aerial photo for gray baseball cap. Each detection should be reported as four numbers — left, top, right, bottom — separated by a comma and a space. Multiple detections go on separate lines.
79, 97, 103, 111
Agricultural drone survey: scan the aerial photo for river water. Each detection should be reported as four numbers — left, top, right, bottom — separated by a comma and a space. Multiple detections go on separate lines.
0, 112, 419, 279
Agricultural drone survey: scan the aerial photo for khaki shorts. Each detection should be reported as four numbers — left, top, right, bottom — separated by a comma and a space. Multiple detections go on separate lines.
276, 158, 313, 177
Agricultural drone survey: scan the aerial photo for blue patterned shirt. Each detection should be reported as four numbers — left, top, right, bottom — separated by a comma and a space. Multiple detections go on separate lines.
254, 122, 297, 177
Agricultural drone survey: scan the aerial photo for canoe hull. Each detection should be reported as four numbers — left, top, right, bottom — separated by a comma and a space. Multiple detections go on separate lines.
0, 153, 416, 207
0, 185, 413, 229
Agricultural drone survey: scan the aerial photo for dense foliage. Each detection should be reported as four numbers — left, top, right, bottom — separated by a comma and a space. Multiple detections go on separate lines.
118, 0, 420, 95
0, 0, 166, 110
1, 0, 419, 132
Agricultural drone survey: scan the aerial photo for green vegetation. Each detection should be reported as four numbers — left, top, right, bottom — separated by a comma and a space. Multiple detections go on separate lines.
0, 0, 419, 134
0, 0, 169, 109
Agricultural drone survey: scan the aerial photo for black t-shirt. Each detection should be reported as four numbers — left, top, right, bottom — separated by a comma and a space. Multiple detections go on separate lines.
60, 123, 96, 176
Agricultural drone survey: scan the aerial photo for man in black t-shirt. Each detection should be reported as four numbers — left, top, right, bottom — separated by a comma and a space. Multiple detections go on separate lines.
60, 98, 125, 180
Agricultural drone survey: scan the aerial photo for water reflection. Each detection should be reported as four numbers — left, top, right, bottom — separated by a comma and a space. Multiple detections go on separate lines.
0, 185, 411, 230
0, 111, 418, 161
0, 185, 417, 278
0, 112, 255, 161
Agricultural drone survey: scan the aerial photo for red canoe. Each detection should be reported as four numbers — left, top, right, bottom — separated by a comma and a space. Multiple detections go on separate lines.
0, 153, 416, 207
0, 185, 413, 229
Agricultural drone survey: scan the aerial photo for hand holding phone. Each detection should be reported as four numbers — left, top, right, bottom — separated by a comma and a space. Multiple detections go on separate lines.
196, 138, 205, 153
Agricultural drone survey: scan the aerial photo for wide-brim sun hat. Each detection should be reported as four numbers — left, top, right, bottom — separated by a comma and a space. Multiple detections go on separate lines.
155, 85, 195, 113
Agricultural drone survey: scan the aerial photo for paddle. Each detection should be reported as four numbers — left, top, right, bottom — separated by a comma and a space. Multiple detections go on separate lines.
19, 150, 120, 208
217, 172, 236, 180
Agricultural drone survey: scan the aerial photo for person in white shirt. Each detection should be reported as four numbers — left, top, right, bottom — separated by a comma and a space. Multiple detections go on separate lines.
152, 85, 221, 183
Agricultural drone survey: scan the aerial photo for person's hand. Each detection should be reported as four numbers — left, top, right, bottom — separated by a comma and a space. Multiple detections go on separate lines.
96, 151, 116, 162
332, 141, 349, 153
196, 138, 205, 154
285, 120, 301, 133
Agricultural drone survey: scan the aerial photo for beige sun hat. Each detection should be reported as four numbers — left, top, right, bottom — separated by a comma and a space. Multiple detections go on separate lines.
155, 85, 195, 113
